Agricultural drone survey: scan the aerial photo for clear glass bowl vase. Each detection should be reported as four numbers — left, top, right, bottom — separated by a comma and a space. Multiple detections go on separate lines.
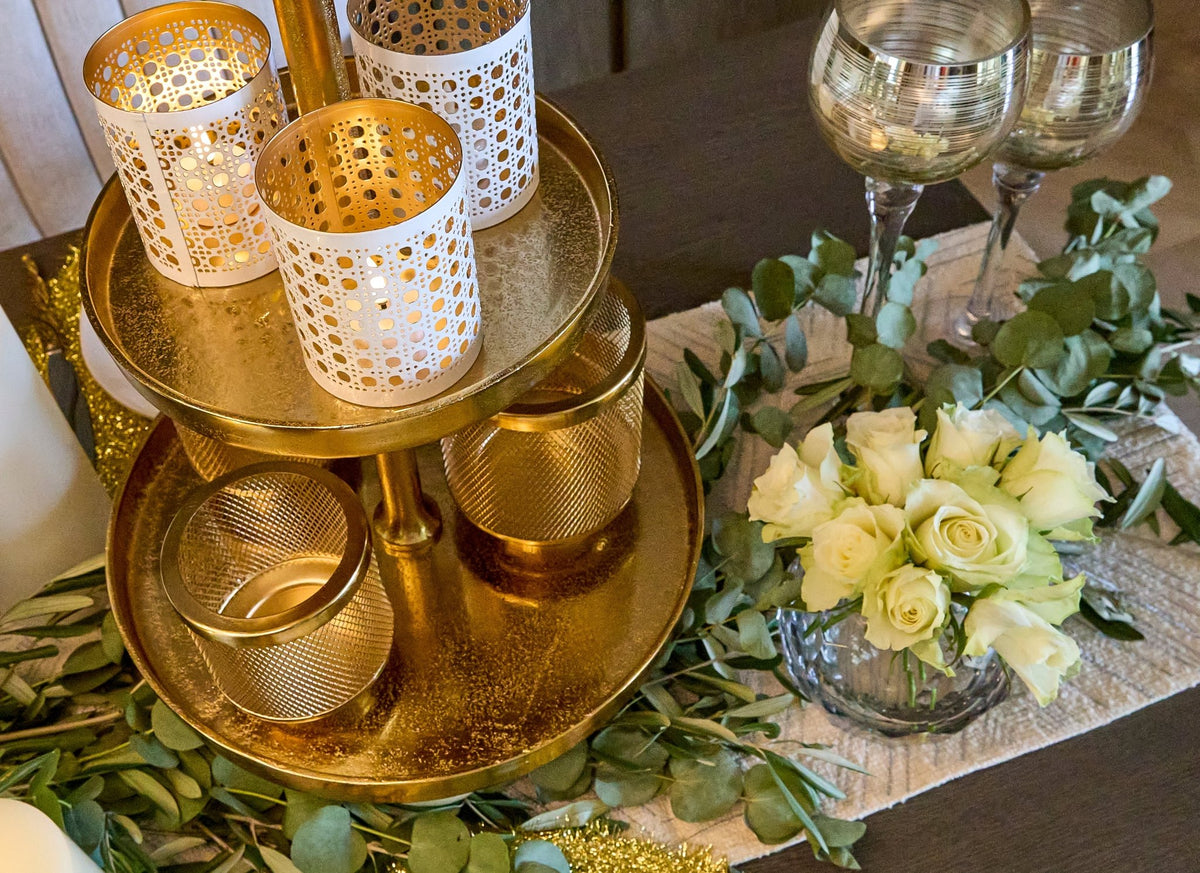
779, 608, 1010, 737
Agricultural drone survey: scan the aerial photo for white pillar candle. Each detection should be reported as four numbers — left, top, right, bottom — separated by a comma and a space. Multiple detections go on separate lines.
0, 799, 104, 872
0, 308, 111, 613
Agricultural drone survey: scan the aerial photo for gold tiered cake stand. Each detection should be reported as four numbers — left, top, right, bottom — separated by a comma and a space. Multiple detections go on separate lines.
83, 4, 702, 802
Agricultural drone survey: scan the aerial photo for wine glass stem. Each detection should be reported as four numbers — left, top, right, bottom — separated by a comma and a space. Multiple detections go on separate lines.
862, 178, 924, 318
963, 163, 1045, 329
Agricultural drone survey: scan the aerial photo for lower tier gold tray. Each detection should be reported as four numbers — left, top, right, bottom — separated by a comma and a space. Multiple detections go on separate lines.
108, 381, 702, 802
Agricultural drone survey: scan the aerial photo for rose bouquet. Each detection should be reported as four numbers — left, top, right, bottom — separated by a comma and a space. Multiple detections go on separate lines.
748, 405, 1109, 706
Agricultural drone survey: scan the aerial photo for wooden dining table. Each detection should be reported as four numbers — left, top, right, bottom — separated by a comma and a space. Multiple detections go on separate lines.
2, 11, 1196, 872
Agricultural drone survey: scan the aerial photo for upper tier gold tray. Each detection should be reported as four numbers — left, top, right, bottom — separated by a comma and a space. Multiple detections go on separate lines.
81, 96, 616, 456
108, 381, 702, 802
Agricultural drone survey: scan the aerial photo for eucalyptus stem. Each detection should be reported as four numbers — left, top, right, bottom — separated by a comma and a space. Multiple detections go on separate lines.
978, 366, 1024, 408
0, 710, 121, 743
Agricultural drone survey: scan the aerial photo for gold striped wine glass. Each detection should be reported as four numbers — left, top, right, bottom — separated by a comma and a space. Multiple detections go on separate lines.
810, 0, 1031, 318
956, 0, 1154, 341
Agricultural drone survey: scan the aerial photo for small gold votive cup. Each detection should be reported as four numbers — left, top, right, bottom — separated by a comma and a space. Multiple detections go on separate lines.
160, 463, 393, 722
441, 281, 646, 544
255, 98, 482, 407
83, 2, 285, 286
347, 0, 539, 229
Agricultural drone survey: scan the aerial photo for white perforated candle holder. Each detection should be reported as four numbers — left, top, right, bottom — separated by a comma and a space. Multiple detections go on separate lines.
348, 0, 538, 229
84, 2, 285, 287
255, 98, 481, 407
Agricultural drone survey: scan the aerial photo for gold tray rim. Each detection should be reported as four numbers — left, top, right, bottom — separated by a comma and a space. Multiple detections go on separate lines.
107, 378, 703, 801
80, 93, 619, 456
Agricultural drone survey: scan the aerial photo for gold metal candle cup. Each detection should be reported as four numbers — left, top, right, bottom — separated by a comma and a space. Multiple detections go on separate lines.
441, 281, 646, 544
83, 2, 285, 286
255, 98, 482, 407
160, 463, 393, 722
348, 0, 539, 229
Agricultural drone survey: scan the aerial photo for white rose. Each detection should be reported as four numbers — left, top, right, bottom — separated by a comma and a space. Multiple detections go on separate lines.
799, 501, 905, 610
861, 563, 950, 651
846, 408, 926, 505
905, 478, 1029, 591
993, 572, 1085, 626
964, 598, 1081, 705
748, 423, 845, 541
999, 431, 1109, 536
925, 404, 1022, 479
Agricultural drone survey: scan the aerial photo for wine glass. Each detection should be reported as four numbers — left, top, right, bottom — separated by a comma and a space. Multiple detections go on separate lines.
809, 0, 1031, 318
955, 0, 1154, 341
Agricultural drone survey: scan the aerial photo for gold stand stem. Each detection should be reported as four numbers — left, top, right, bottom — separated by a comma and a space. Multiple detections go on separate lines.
374, 450, 442, 548
272, 0, 349, 114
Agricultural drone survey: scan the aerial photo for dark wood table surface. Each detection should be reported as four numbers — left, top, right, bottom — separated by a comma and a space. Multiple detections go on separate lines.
3, 11, 1196, 873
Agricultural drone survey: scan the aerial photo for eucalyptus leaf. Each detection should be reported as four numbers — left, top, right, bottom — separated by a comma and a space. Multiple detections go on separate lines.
259, 846, 304, 873
695, 390, 739, 460
211, 756, 283, 798
409, 811, 472, 873
466, 832, 510, 873
924, 364, 983, 409
1109, 326, 1154, 354
514, 840, 570, 873
749, 406, 792, 449
808, 232, 857, 277
815, 274, 857, 317
711, 513, 775, 583
101, 612, 125, 664
721, 287, 762, 338
1121, 458, 1166, 529
742, 763, 811, 844
844, 313, 876, 348
130, 734, 179, 769
1063, 412, 1118, 443
529, 742, 587, 793
735, 610, 777, 660
0, 594, 93, 625
992, 311, 1066, 369
875, 301, 916, 349
592, 726, 667, 807
1027, 283, 1095, 337
674, 362, 705, 421
725, 693, 795, 719
759, 343, 785, 392
785, 314, 808, 371
780, 255, 818, 302
753, 258, 797, 321
118, 771, 180, 822
520, 799, 609, 832
849, 344, 904, 394
64, 799, 106, 852
291, 805, 368, 873
63, 641, 111, 676
668, 752, 743, 822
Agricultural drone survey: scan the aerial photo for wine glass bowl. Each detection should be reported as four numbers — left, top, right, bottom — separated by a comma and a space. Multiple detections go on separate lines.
958, 0, 1154, 340
997, 0, 1154, 171
810, 0, 1031, 186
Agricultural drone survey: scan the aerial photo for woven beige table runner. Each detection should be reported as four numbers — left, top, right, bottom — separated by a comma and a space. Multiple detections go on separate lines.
620, 221, 1200, 864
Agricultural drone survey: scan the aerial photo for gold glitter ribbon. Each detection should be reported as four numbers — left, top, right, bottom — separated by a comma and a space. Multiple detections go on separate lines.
517, 821, 729, 873
19, 249, 153, 494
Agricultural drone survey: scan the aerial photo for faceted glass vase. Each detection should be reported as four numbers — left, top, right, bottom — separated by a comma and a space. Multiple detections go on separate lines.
779, 608, 1010, 737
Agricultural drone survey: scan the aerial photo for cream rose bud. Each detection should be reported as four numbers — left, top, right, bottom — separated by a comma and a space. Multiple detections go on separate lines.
964, 598, 1081, 705
905, 479, 1029, 591
845, 408, 926, 506
925, 404, 1022, 479
861, 563, 950, 651
748, 423, 845, 541
999, 431, 1109, 534
800, 502, 905, 610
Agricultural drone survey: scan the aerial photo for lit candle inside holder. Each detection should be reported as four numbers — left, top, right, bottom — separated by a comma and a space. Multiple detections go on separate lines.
0, 799, 104, 873
83, 2, 286, 287
255, 98, 482, 407
0, 310, 110, 614
348, 0, 539, 229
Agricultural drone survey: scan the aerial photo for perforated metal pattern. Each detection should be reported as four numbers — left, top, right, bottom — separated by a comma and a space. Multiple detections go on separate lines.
175, 425, 326, 482
84, 3, 284, 286
169, 469, 392, 721
256, 99, 481, 407
441, 287, 644, 542
349, 0, 538, 229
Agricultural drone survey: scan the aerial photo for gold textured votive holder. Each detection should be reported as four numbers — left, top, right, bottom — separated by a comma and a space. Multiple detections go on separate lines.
255, 98, 482, 407
348, 0, 539, 229
159, 463, 393, 722
83, 2, 285, 286
441, 281, 646, 544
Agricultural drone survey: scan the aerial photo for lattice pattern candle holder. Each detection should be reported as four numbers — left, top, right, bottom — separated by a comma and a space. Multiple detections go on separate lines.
84, 2, 285, 286
256, 98, 481, 407
348, 0, 538, 229
441, 282, 645, 543
160, 463, 393, 722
